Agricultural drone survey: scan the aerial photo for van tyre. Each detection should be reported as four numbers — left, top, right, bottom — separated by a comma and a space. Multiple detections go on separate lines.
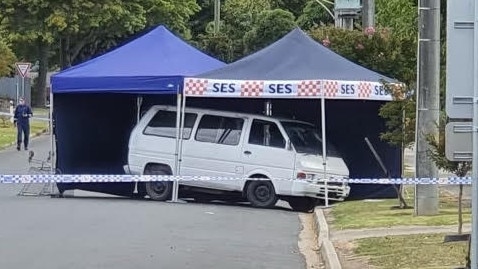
246, 180, 278, 208
144, 166, 173, 201
287, 197, 318, 213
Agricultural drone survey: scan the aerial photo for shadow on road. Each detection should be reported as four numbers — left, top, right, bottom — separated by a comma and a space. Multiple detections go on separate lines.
48, 194, 297, 213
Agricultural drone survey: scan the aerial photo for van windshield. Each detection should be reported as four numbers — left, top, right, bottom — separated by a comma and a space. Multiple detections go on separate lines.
280, 121, 341, 157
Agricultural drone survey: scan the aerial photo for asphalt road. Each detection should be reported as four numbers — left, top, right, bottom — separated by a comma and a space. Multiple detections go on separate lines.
0, 136, 306, 269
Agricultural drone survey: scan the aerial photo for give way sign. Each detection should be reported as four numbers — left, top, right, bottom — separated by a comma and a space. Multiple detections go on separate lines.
15, 62, 31, 78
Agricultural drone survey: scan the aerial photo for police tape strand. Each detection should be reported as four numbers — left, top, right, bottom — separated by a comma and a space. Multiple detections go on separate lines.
0, 112, 50, 122
0, 174, 472, 185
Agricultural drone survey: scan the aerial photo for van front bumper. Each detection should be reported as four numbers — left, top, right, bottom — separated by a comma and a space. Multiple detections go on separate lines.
291, 180, 350, 201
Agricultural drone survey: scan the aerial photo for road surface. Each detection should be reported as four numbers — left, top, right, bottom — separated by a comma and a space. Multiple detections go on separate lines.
0, 136, 309, 269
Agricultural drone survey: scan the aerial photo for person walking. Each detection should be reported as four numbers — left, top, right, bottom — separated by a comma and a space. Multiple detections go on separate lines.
14, 97, 33, 151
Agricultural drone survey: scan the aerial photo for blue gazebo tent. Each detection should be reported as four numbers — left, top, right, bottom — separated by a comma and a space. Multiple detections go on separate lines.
50, 25, 225, 196
52, 25, 225, 93
182, 28, 401, 199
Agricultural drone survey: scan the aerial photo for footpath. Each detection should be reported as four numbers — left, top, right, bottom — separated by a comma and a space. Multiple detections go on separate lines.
314, 208, 471, 269
314, 144, 471, 269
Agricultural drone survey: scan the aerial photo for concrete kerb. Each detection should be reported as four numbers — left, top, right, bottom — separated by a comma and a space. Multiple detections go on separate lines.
314, 207, 342, 269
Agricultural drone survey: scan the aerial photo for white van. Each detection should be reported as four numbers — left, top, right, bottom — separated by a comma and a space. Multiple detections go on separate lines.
124, 105, 350, 212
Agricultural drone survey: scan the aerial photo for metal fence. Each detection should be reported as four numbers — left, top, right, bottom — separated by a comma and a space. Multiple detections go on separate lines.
0, 76, 32, 111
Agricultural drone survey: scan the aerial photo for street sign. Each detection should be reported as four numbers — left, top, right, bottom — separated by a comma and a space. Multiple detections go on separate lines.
334, 0, 361, 10
446, 122, 473, 161
15, 62, 31, 78
446, 0, 474, 119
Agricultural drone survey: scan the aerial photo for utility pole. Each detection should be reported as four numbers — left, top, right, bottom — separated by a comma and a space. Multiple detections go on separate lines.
214, 0, 221, 35
362, 0, 375, 29
414, 0, 440, 216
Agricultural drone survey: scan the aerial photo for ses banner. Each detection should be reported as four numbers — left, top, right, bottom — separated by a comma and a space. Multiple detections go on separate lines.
184, 78, 395, 101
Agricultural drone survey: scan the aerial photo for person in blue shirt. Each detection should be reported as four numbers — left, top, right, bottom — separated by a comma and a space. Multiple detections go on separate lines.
14, 97, 33, 151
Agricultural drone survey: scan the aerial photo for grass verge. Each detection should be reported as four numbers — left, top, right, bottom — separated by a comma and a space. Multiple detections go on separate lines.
329, 188, 471, 230
32, 107, 49, 116
354, 233, 468, 269
0, 120, 49, 150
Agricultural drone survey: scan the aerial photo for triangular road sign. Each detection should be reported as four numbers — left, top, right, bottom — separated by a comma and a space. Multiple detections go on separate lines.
15, 62, 31, 78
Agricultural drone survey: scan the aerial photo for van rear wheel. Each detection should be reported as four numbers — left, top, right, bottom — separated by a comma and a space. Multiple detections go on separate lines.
246, 180, 278, 208
144, 166, 173, 201
287, 197, 318, 213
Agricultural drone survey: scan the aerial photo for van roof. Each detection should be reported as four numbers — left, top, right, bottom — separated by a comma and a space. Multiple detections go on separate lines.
150, 105, 315, 126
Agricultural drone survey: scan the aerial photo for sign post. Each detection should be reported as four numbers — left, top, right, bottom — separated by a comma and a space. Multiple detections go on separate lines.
446, 0, 477, 267
472, 0, 478, 264
15, 62, 31, 101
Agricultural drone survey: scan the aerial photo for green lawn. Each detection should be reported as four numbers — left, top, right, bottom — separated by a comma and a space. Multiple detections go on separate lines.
330, 189, 471, 230
0, 118, 49, 149
355, 233, 468, 269
32, 107, 50, 116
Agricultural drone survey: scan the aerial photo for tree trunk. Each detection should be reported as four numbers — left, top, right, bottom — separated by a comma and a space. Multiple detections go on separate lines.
32, 39, 49, 107
458, 183, 463, 234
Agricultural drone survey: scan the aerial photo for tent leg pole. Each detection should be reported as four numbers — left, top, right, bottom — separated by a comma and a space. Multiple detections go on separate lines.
265, 99, 272, 116
136, 96, 143, 124
49, 90, 56, 194
175, 93, 187, 202
172, 92, 182, 203
133, 95, 143, 195
321, 95, 329, 208
49, 91, 54, 173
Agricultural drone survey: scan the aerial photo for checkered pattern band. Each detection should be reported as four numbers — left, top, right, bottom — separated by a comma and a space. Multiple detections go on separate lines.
0, 175, 472, 185
358, 82, 372, 98
184, 79, 208, 96
241, 81, 264, 97
323, 81, 338, 97
297, 80, 321, 96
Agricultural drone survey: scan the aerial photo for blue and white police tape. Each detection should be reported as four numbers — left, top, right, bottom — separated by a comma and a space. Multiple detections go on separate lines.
0, 174, 473, 185
0, 112, 49, 122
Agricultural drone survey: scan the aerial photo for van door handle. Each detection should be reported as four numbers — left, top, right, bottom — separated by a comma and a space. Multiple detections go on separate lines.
244, 151, 252, 155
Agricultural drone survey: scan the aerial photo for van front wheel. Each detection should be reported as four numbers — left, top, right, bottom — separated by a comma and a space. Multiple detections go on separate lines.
246, 180, 278, 208
144, 166, 173, 201
287, 197, 318, 213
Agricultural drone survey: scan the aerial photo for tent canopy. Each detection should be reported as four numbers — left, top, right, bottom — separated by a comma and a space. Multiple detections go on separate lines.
51, 25, 225, 94
184, 27, 398, 101
180, 27, 402, 198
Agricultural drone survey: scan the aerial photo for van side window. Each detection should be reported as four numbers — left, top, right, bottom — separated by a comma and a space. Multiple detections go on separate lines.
249, 119, 285, 148
143, 110, 197, 139
195, 115, 244, 146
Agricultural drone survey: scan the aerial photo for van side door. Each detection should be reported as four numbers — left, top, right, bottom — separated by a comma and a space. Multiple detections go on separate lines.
180, 113, 246, 191
242, 119, 295, 181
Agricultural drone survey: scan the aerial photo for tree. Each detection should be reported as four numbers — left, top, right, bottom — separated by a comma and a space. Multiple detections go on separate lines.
53, 0, 200, 68
271, 0, 307, 18
373, 0, 448, 149
243, 9, 297, 54
372, 0, 419, 149
0, 0, 65, 105
428, 114, 471, 234
0, 26, 16, 77
1, 0, 200, 106
194, 0, 280, 62
375, 0, 418, 40
189, 0, 215, 37
308, 26, 416, 207
308, 26, 416, 89
296, 0, 335, 30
